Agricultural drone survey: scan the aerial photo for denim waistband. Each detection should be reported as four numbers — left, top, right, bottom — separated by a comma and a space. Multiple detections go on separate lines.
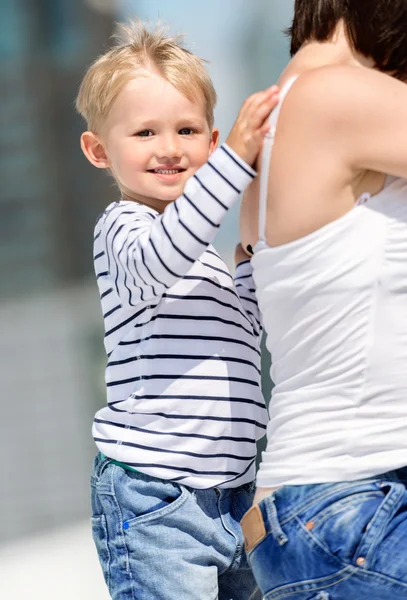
268, 467, 407, 525
92, 452, 255, 494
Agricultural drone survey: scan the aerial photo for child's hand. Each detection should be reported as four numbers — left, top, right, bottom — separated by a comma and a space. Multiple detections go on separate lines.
226, 86, 280, 167
235, 242, 251, 266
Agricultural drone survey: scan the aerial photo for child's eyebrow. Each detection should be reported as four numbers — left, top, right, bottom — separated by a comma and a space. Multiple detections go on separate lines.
178, 117, 205, 123
128, 117, 205, 130
175, 116, 207, 127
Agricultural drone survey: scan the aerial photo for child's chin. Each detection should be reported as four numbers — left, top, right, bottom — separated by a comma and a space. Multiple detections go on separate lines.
158, 191, 181, 203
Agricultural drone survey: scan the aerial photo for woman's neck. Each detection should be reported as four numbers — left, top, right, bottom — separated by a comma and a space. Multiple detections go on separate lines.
280, 21, 374, 83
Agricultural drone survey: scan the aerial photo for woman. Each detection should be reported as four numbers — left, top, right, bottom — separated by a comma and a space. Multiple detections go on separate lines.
240, 1, 407, 598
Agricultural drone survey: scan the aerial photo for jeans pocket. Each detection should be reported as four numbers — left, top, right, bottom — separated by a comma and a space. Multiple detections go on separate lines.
113, 467, 189, 528
91, 514, 111, 590
299, 480, 405, 568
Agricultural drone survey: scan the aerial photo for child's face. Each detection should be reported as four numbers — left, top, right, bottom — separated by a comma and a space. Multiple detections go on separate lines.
100, 73, 219, 209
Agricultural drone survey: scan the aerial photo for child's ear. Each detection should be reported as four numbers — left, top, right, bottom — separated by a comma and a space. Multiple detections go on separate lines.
209, 128, 220, 155
80, 132, 110, 169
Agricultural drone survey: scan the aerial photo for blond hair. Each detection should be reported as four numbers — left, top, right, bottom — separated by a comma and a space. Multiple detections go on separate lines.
75, 20, 217, 133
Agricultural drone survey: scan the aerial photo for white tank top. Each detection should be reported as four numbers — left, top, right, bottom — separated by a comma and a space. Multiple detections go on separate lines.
253, 76, 407, 486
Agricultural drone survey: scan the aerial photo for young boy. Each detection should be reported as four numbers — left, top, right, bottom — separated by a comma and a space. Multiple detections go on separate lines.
76, 20, 278, 600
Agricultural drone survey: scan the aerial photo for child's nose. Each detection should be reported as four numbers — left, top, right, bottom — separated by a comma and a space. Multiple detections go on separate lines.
156, 135, 182, 159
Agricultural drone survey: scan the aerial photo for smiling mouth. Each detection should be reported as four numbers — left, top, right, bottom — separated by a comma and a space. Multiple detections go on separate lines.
148, 168, 186, 174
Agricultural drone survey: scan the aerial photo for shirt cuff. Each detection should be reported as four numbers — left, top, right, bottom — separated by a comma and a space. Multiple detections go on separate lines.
235, 258, 254, 280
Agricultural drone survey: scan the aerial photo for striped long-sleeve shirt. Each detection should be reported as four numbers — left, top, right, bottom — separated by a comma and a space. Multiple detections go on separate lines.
92, 143, 267, 489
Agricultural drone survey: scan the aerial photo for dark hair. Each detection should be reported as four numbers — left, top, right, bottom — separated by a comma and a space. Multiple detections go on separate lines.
288, 0, 407, 80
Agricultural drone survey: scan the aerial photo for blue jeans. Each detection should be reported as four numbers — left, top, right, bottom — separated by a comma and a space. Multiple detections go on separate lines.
241, 468, 407, 599
90, 453, 261, 600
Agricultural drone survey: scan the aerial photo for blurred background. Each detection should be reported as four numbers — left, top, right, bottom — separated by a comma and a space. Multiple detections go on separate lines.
0, 0, 293, 597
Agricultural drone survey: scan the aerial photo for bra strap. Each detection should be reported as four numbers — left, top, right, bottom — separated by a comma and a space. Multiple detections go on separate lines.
258, 76, 299, 244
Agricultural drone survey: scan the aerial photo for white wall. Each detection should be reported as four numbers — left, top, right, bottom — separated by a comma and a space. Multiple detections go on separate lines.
0, 521, 110, 599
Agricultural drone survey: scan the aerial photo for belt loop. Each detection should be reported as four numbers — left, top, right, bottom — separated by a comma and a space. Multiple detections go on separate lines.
268, 494, 288, 546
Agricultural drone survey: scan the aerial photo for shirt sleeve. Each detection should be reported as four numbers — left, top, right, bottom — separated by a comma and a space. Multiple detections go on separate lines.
100, 144, 256, 306
234, 259, 262, 337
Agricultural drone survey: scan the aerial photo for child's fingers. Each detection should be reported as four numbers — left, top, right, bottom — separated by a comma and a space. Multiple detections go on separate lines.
260, 122, 271, 136
226, 85, 279, 164
244, 87, 278, 113
242, 86, 278, 115
248, 95, 279, 132
245, 88, 279, 118
256, 89, 280, 116
252, 105, 278, 132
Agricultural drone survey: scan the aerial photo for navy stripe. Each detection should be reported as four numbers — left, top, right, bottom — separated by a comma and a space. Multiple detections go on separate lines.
94, 418, 256, 444
94, 230, 102, 241
139, 313, 255, 338
162, 293, 251, 327
107, 311, 254, 338
174, 201, 212, 245
184, 193, 218, 227
236, 292, 258, 306
120, 221, 162, 300
101, 288, 113, 299
112, 393, 264, 409
207, 161, 240, 193
194, 174, 231, 208
222, 458, 256, 486
103, 304, 122, 319
105, 210, 136, 273
235, 273, 253, 281
108, 407, 267, 429
113, 224, 146, 298
150, 237, 183, 278
115, 229, 137, 304
126, 237, 155, 301
121, 247, 139, 307
111, 226, 130, 297
106, 373, 259, 388
221, 145, 255, 178
200, 262, 233, 280
245, 309, 261, 330
118, 333, 261, 356
161, 218, 194, 264
105, 305, 151, 337
96, 271, 109, 279
94, 437, 255, 461
235, 259, 251, 268
183, 274, 237, 298
108, 354, 260, 376
140, 245, 164, 291
205, 249, 221, 260
106, 220, 125, 275
107, 310, 256, 340
94, 251, 105, 260
93, 448, 240, 476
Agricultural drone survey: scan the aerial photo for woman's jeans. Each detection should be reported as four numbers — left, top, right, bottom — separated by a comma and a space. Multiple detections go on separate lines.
241, 468, 407, 599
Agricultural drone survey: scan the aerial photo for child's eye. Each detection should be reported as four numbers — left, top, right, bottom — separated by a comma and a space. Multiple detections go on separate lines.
135, 130, 154, 137
179, 128, 195, 135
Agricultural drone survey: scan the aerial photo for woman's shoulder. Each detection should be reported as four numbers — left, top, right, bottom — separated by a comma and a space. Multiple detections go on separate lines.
280, 65, 395, 130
